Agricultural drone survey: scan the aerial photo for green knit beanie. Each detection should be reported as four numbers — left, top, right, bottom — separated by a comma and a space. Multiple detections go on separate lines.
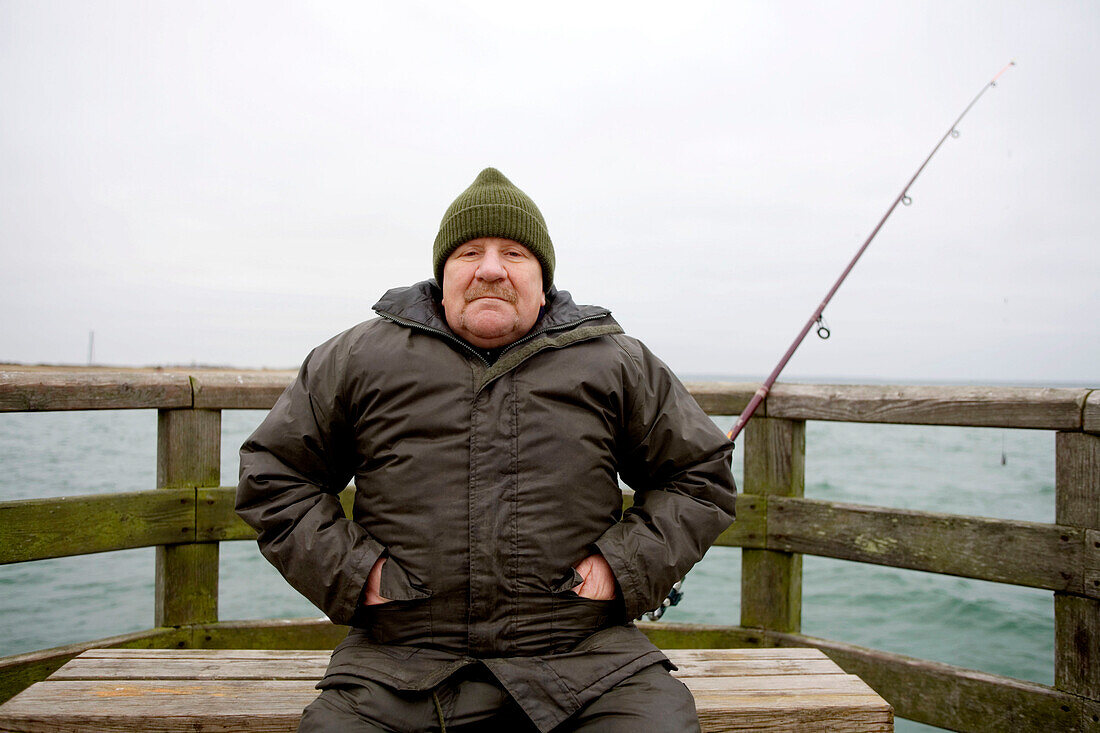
433, 167, 555, 291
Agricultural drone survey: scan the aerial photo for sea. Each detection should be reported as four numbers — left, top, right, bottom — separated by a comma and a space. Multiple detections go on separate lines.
0, 397, 1068, 732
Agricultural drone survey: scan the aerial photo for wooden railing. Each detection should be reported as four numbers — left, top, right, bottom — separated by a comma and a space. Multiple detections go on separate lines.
1, 367, 1097, 731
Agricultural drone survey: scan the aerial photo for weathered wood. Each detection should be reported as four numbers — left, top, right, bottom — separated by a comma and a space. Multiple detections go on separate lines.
1084, 389, 1100, 434
765, 383, 1089, 429
0, 648, 892, 733
641, 622, 1100, 732
156, 410, 220, 491
155, 544, 219, 629
0, 368, 1090, 429
190, 371, 294, 410
47, 647, 844, 682
0, 680, 320, 732
741, 418, 804, 634
742, 417, 805, 496
206, 486, 764, 547
0, 628, 188, 706
766, 496, 1087, 593
0, 368, 192, 412
1054, 431, 1100, 700
196, 487, 355, 542
1056, 432, 1100, 529
192, 619, 347, 651
50, 655, 329, 681
713, 495, 767, 549
0, 490, 194, 564
197, 487, 255, 542
683, 382, 760, 417
155, 410, 221, 628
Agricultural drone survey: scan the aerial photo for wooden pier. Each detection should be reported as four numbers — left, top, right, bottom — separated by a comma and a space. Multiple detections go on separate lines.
1, 367, 1098, 731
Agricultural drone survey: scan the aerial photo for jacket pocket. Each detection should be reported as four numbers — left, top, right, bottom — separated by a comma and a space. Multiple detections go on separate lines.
378, 557, 433, 602
551, 567, 585, 595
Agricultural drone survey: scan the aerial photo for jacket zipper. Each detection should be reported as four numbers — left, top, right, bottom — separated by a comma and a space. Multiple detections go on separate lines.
376, 312, 491, 365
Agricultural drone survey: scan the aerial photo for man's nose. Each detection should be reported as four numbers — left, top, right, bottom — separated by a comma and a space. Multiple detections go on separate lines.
475, 250, 507, 280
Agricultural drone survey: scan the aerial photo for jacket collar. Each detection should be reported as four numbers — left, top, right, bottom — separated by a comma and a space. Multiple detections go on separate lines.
372, 280, 614, 342
372, 280, 623, 387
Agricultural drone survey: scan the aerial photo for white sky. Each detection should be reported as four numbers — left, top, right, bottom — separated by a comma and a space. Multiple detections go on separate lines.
2, 1, 1097, 384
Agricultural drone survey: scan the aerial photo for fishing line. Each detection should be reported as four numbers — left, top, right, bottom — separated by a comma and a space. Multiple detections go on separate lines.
726, 61, 1016, 443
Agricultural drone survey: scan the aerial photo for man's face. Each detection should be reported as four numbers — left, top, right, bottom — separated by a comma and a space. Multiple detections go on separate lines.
441, 237, 546, 349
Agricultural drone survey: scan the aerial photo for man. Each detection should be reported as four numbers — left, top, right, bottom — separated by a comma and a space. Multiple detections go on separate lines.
236, 168, 736, 732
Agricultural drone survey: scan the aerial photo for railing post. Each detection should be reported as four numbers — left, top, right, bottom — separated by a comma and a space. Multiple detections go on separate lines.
155, 408, 221, 628
741, 416, 805, 633
1054, 431, 1100, 701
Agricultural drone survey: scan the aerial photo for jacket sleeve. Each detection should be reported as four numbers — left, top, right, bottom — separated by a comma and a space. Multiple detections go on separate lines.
594, 337, 737, 621
236, 336, 384, 625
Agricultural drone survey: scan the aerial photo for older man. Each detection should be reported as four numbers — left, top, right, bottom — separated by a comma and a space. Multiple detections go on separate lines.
236, 168, 736, 732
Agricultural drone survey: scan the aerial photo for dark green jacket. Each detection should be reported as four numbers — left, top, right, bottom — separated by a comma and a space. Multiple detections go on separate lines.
236, 281, 736, 731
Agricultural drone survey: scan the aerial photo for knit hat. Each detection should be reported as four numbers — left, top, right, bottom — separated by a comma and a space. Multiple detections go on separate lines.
433, 167, 555, 291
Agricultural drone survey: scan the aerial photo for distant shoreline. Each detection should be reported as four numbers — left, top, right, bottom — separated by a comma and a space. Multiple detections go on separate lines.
2, 362, 1094, 389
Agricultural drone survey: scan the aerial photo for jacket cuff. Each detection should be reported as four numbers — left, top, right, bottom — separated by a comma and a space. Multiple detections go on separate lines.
593, 535, 647, 621
326, 540, 386, 625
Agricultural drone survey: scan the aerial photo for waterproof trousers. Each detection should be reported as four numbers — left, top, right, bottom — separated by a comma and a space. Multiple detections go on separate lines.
297, 661, 700, 732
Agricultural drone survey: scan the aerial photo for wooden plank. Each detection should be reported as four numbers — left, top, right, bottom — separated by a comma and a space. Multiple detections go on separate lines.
765, 383, 1088, 429
742, 418, 805, 496
1054, 431, 1100, 699
196, 487, 253, 541
50, 656, 327, 681
0, 628, 188, 706
692, 701, 891, 733
155, 410, 220, 628
0, 679, 319, 732
57, 647, 843, 676
1084, 390, 1100, 434
673, 659, 845, 677
682, 675, 876, 693
642, 622, 1100, 732
0, 369, 192, 412
48, 651, 849, 684
683, 382, 760, 417
74, 649, 327, 660
197, 487, 354, 542
191, 371, 294, 410
192, 618, 348, 651
0, 490, 195, 564
713, 495, 767, 548
741, 418, 804, 634
210, 487, 751, 548
156, 410, 220, 491
766, 496, 1086, 592
665, 648, 825, 661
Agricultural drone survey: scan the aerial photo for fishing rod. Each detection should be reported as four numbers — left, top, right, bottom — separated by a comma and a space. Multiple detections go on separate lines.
726, 61, 1015, 443
645, 62, 1016, 623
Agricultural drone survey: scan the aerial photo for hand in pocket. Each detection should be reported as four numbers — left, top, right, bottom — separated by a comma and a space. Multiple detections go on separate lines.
572, 554, 617, 600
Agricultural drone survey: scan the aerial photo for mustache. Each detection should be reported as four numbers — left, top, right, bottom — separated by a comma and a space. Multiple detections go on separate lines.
464, 283, 518, 303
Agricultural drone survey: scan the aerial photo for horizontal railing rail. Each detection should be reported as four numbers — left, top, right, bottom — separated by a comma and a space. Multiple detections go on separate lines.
3, 367, 1097, 431
3, 488, 1096, 596
1, 366, 1097, 732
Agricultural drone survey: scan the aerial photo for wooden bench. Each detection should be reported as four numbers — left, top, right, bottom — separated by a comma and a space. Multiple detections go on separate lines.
0, 647, 893, 732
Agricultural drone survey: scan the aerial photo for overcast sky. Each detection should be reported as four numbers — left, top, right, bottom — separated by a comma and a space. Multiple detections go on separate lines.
2, 1, 1097, 384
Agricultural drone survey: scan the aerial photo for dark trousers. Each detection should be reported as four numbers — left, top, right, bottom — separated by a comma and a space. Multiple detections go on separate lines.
298, 662, 700, 732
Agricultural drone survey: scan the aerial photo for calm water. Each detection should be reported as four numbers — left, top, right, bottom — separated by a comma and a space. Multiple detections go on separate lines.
0, 409, 1057, 732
